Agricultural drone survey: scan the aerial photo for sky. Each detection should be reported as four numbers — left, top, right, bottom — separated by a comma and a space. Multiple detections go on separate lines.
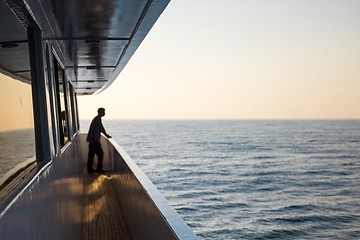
78, 0, 360, 120
0, 73, 34, 131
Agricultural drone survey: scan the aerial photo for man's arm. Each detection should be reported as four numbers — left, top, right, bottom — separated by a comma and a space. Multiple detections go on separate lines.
100, 123, 111, 138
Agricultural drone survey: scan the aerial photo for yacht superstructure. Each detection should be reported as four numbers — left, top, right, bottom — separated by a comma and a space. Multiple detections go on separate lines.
0, 0, 197, 239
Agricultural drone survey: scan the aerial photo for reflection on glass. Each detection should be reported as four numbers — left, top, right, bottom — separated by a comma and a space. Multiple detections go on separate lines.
0, 73, 35, 183
54, 61, 68, 146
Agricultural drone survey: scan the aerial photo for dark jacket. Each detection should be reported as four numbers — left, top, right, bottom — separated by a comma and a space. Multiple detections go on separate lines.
86, 115, 109, 143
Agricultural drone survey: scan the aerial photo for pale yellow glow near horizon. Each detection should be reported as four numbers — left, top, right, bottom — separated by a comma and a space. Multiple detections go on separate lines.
0, 73, 34, 131
78, 0, 360, 120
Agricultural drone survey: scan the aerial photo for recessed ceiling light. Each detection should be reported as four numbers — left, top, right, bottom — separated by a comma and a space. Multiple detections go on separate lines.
1, 43, 18, 48
86, 66, 96, 70
85, 40, 100, 43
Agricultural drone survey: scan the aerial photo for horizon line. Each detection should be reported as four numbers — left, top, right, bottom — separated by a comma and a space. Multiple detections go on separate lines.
79, 118, 360, 121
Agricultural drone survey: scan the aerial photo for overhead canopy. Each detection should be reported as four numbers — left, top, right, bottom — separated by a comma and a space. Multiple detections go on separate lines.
0, 0, 170, 95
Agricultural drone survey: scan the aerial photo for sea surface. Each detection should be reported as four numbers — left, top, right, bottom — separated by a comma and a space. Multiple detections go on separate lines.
89, 120, 359, 238
1, 121, 358, 238
0, 129, 35, 181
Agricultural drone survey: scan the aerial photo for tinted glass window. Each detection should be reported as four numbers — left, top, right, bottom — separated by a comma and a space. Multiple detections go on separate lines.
0, 73, 35, 183
54, 60, 69, 146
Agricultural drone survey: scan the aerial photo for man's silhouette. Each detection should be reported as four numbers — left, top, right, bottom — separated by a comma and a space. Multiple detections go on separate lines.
87, 108, 111, 173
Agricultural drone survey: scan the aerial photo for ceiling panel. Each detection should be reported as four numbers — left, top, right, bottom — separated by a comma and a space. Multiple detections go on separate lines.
0, 0, 170, 94
75, 40, 128, 67
76, 67, 114, 81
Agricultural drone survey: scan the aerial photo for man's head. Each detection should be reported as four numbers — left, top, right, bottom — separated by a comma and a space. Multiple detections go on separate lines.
98, 108, 105, 117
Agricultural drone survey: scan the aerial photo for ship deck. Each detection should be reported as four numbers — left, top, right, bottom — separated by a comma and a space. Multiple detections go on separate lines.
82, 171, 130, 240
0, 134, 196, 240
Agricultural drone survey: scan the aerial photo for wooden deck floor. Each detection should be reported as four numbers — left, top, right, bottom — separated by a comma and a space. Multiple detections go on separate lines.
82, 172, 131, 240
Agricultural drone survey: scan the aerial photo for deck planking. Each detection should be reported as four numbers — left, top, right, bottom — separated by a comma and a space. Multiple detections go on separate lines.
82, 172, 131, 240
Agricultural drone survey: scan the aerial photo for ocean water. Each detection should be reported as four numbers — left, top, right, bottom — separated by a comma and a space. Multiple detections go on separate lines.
0, 129, 35, 180
83, 120, 360, 239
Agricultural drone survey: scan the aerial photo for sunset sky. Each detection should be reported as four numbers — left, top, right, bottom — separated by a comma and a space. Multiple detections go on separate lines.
0, 73, 34, 131
78, 0, 360, 120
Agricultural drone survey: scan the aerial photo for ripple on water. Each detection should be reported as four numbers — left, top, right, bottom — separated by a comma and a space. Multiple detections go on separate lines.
99, 120, 360, 240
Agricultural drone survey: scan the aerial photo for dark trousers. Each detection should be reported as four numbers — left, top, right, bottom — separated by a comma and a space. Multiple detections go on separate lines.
88, 142, 104, 171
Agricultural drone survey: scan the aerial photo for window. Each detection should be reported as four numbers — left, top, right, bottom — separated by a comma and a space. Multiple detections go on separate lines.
45, 45, 58, 154
68, 83, 79, 135
54, 59, 69, 147
0, 73, 35, 183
